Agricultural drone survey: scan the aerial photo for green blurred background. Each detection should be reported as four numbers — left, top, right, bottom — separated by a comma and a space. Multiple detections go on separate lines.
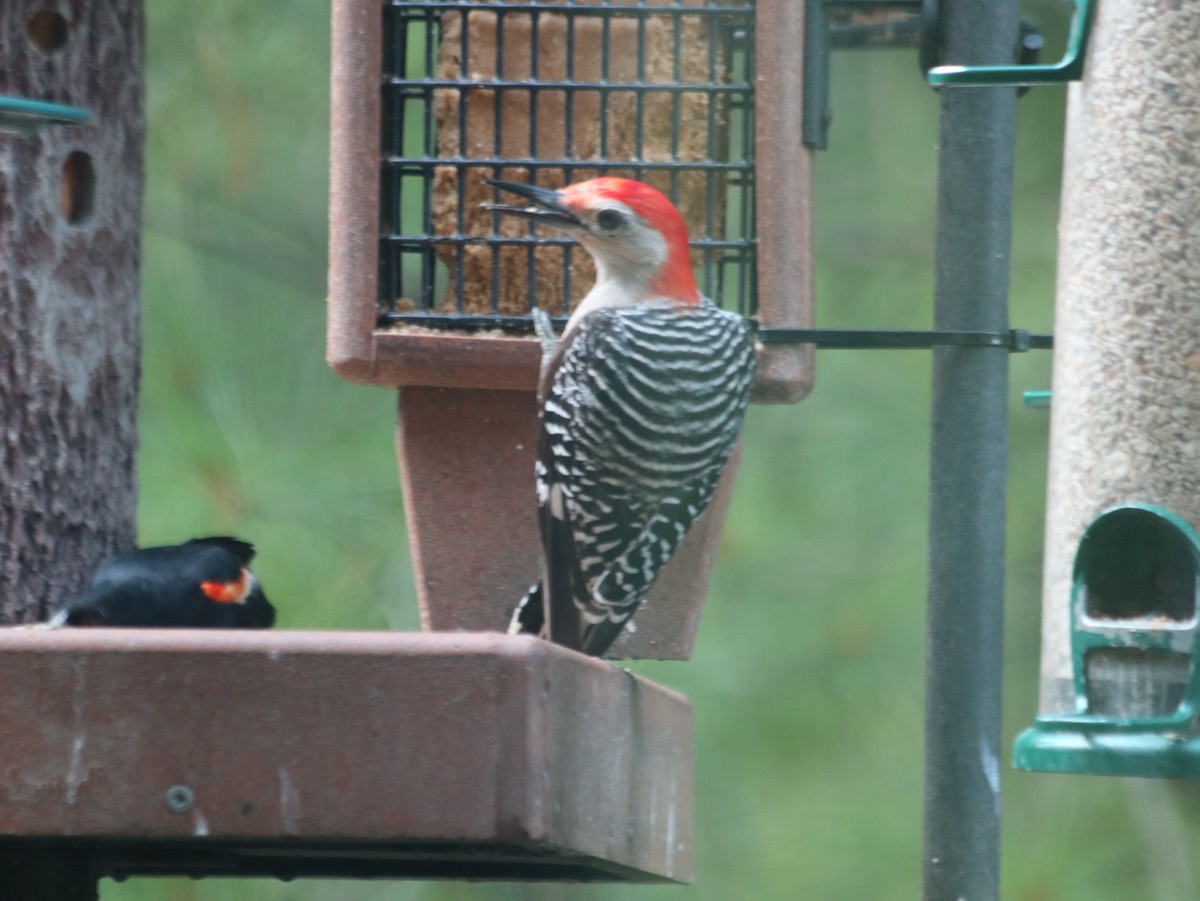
103, 2, 1200, 899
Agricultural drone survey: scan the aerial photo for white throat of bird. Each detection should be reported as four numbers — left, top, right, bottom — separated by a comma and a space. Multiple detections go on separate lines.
563, 206, 673, 336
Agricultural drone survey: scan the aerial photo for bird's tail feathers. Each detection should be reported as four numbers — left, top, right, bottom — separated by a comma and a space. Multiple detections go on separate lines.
509, 582, 547, 638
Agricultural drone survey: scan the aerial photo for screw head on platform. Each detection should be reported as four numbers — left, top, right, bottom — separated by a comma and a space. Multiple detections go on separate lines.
164, 785, 195, 813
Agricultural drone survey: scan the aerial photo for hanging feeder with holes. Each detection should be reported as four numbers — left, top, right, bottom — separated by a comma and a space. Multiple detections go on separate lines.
328, 0, 812, 662
1013, 0, 1200, 778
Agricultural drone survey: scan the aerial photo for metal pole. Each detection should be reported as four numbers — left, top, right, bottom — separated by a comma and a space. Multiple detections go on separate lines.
923, 0, 1018, 898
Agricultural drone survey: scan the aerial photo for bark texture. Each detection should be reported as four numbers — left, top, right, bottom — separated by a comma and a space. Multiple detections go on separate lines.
0, 1, 144, 623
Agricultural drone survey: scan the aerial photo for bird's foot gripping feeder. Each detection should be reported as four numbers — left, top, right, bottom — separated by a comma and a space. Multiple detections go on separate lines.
1015, 506, 1200, 777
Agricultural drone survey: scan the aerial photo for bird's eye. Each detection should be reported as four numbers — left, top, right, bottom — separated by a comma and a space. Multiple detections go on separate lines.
595, 209, 625, 232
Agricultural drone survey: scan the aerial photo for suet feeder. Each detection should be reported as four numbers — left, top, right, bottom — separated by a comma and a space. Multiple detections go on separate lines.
1014, 0, 1200, 778
319, 0, 812, 883
328, 0, 813, 660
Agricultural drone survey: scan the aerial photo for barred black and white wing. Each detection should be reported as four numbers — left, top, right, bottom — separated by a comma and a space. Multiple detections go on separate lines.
525, 299, 755, 656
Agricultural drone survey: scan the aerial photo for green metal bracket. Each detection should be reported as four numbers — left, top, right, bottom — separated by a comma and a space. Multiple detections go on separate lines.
1015, 724, 1200, 778
1015, 504, 1200, 777
0, 96, 92, 137
928, 0, 1093, 87
1022, 390, 1051, 409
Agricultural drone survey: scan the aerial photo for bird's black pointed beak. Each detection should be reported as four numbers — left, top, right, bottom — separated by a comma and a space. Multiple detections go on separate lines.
481, 180, 583, 229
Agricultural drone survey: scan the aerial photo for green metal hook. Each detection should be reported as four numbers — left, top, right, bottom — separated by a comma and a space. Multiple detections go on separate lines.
0, 96, 92, 137
1022, 390, 1051, 409
927, 0, 1093, 87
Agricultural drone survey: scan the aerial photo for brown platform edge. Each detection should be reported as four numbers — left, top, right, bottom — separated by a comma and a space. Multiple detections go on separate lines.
377, 333, 541, 392
0, 630, 693, 883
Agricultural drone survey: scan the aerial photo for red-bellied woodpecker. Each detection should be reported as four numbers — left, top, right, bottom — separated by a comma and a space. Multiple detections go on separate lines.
483, 177, 756, 656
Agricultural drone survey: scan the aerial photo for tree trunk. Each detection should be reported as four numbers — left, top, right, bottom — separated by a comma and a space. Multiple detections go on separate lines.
0, 1, 144, 624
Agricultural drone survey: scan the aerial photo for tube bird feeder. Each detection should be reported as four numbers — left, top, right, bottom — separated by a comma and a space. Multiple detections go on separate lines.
328, 0, 812, 659
1014, 0, 1200, 777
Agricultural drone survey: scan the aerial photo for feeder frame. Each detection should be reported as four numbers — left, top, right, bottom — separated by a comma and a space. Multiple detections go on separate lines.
328, 0, 813, 403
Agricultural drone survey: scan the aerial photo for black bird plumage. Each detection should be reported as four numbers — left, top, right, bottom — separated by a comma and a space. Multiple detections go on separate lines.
51, 537, 275, 628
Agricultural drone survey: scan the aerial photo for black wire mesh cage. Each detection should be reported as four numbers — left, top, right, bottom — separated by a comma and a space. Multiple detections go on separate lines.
378, 0, 758, 331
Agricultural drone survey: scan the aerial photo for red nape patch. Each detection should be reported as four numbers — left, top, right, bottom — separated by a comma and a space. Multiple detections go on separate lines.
200, 568, 250, 604
648, 247, 700, 306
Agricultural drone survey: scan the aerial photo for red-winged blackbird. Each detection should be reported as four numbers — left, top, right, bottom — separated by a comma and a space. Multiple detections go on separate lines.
51, 537, 275, 628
